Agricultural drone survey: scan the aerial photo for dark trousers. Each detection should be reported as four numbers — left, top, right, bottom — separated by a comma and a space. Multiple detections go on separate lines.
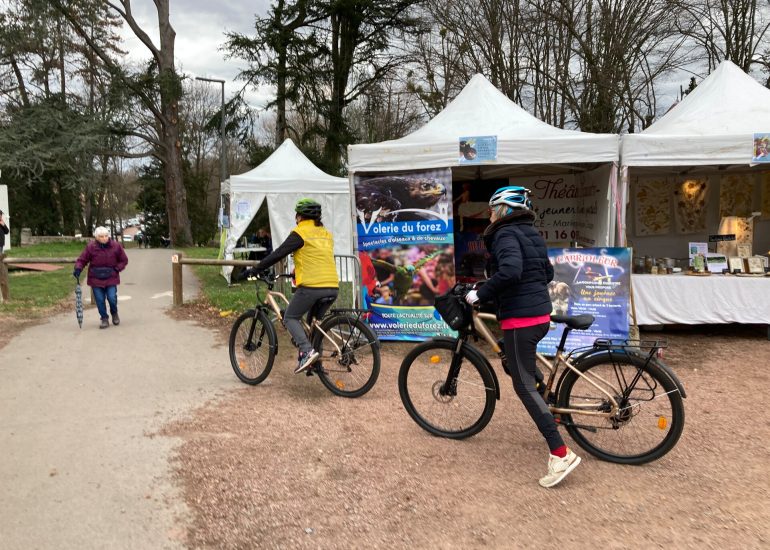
503, 322, 565, 452
284, 287, 338, 353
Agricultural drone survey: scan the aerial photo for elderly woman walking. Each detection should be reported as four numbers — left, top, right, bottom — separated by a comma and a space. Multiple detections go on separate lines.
73, 227, 129, 329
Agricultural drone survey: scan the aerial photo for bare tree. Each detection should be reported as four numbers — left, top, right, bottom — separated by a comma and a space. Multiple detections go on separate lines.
674, 0, 770, 73
51, 0, 194, 245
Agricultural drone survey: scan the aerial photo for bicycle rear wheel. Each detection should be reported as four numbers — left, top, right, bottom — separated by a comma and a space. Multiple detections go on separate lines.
398, 340, 496, 439
557, 353, 685, 464
312, 315, 380, 398
229, 309, 277, 385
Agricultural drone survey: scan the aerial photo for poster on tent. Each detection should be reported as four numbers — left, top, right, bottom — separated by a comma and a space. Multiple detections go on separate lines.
537, 247, 631, 355
753, 133, 770, 163
511, 173, 602, 247
458, 135, 497, 164
354, 168, 456, 341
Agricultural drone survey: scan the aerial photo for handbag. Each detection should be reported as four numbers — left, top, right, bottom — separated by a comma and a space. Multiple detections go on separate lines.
90, 266, 115, 280
433, 291, 471, 330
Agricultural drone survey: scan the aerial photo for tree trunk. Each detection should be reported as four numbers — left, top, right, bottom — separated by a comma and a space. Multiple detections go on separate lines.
276, 46, 288, 147
161, 124, 192, 244
157, 1, 193, 246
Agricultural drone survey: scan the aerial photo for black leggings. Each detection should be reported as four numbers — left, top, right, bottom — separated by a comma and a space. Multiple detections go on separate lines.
503, 322, 565, 452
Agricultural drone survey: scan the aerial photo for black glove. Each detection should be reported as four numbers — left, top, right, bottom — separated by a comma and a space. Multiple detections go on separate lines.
73, 268, 82, 279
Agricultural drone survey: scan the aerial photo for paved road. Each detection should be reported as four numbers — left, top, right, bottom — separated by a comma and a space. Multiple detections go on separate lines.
0, 248, 238, 549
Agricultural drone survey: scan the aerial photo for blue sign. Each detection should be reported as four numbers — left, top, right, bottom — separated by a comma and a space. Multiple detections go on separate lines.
459, 135, 498, 164
354, 169, 456, 341
538, 247, 631, 355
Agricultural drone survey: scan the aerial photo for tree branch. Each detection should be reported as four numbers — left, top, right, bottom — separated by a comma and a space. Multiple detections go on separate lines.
113, 0, 162, 64
49, 0, 168, 128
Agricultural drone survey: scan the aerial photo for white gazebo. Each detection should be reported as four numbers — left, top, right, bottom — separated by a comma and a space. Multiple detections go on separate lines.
223, 139, 352, 279
348, 73, 621, 247
620, 60, 770, 329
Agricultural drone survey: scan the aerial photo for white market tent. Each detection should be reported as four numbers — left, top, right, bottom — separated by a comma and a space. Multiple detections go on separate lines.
348, 73, 621, 247
621, 60, 770, 168
620, 60, 770, 328
619, 60, 770, 254
224, 139, 352, 278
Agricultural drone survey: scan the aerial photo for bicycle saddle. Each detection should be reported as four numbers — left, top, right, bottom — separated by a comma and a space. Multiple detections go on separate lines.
550, 314, 594, 330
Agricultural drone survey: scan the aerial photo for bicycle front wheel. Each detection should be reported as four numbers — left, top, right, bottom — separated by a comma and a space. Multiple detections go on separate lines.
557, 353, 685, 464
398, 340, 496, 439
229, 309, 277, 385
312, 315, 380, 398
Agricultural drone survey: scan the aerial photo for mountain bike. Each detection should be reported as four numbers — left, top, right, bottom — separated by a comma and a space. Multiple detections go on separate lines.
398, 283, 686, 464
229, 271, 380, 398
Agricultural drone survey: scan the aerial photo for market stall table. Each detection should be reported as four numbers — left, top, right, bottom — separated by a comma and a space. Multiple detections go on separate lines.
632, 273, 770, 338
231, 246, 266, 260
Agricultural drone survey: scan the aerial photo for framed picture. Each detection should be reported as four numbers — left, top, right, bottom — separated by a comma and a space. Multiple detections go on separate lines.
736, 244, 752, 258
728, 257, 745, 273
747, 257, 765, 274
705, 253, 728, 273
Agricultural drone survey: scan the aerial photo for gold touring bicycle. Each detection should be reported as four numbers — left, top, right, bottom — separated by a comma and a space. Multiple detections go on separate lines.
229, 270, 380, 398
398, 283, 686, 464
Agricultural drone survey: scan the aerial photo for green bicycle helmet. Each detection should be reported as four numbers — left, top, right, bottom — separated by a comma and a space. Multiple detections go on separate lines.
295, 198, 322, 219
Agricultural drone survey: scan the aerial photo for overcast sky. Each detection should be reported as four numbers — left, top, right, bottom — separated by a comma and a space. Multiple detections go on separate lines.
118, 0, 272, 109
118, 1, 688, 124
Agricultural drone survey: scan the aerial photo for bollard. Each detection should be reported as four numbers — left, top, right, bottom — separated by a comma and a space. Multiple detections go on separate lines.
172, 252, 184, 306
0, 254, 8, 302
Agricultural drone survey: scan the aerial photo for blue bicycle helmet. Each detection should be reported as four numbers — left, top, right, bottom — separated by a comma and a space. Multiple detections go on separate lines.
489, 186, 532, 210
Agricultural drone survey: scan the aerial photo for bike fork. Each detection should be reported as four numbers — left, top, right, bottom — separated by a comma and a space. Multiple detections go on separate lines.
440, 338, 465, 397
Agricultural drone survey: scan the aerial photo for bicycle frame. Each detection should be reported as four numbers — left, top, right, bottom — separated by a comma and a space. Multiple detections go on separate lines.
253, 276, 344, 357
472, 311, 621, 418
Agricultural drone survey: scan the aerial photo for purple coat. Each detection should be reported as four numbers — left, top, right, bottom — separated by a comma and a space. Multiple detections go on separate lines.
75, 239, 129, 288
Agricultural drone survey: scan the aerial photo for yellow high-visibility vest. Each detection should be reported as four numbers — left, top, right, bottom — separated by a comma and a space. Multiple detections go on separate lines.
292, 220, 338, 288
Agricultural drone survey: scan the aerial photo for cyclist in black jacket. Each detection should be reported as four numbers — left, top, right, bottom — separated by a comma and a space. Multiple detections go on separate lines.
466, 186, 581, 488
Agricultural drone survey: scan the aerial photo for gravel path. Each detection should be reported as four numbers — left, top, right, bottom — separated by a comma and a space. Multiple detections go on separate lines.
163, 322, 770, 549
0, 249, 239, 549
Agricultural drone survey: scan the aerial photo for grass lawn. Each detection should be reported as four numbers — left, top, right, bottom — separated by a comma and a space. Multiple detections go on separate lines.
1, 242, 86, 317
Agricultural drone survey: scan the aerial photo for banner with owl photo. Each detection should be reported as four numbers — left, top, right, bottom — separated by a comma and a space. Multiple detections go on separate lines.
354, 168, 457, 341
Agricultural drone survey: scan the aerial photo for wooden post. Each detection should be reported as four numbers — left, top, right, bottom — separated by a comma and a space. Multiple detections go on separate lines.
172, 252, 183, 307
0, 254, 9, 302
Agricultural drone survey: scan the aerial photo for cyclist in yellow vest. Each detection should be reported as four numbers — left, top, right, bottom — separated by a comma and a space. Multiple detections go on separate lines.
246, 198, 339, 373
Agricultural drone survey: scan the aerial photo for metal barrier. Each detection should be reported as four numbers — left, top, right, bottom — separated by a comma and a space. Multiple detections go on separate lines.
270, 255, 362, 310
335, 254, 362, 309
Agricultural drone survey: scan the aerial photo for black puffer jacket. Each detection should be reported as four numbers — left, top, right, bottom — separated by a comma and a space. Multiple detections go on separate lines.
476, 209, 554, 319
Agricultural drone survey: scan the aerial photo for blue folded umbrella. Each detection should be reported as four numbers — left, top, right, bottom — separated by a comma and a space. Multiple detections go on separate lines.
75, 280, 83, 329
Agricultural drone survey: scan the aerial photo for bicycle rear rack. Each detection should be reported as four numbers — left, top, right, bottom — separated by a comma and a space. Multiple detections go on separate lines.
328, 308, 371, 323
566, 338, 667, 366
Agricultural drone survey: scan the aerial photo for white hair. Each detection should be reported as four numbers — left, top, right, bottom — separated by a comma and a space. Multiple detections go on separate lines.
93, 226, 110, 238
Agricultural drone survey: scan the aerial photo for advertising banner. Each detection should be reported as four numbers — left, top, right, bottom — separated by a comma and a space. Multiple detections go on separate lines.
538, 247, 631, 355
511, 173, 602, 247
354, 169, 456, 340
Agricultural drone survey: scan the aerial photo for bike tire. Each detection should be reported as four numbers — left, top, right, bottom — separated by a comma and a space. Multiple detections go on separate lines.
312, 315, 380, 398
228, 309, 277, 385
398, 339, 496, 439
557, 352, 685, 464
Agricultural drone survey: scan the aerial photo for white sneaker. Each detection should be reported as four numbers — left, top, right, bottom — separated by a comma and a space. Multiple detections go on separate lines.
539, 449, 581, 488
